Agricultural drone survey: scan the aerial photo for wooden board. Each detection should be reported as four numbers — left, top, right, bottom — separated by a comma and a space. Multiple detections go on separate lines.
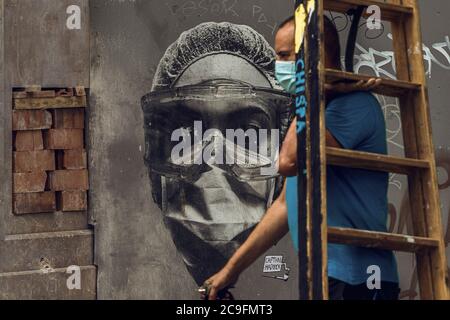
390, 0, 434, 299
295, 0, 328, 300
14, 96, 87, 110
326, 147, 430, 174
329, 227, 439, 252
402, 0, 449, 300
324, 0, 413, 21
295, 0, 312, 300
325, 69, 421, 97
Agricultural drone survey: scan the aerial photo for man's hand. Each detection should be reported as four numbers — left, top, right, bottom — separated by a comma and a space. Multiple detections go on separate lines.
325, 78, 382, 94
200, 267, 239, 300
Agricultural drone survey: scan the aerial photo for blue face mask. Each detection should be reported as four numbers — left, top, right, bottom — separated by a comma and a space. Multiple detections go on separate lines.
275, 61, 296, 94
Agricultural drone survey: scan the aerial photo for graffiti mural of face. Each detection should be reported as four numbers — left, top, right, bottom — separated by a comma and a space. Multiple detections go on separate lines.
142, 22, 292, 285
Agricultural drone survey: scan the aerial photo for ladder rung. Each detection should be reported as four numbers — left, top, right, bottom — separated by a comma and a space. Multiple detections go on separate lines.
326, 147, 430, 174
329, 227, 439, 253
324, 0, 413, 21
325, 69, 421, 97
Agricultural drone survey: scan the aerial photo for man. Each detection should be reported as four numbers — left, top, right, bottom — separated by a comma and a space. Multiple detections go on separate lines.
202, 16, 400, 300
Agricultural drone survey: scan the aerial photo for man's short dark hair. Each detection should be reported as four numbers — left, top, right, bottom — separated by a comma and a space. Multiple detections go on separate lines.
277, 15, 341, 68
277, 15, 295, 32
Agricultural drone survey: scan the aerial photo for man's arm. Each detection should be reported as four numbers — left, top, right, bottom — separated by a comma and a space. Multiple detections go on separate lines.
278, 118, 342, 177
203, 183, 289, 300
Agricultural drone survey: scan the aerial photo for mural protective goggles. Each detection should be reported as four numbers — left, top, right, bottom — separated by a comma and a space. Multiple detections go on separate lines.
142, 84, 292, 182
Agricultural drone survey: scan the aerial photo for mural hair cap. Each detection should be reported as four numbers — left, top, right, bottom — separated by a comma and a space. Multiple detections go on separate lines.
151, 22, 279, 91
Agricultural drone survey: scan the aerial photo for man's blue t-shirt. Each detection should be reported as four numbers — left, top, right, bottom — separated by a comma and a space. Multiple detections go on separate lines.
286, 91, 399, 285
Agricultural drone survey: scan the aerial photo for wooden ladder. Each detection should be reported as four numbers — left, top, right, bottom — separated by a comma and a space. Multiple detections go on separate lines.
294, 0, 449, 300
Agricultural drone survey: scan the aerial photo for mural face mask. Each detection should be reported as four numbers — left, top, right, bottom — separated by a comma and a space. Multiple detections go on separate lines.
142, 80, 291, 285
275, 61, 297, 95
142, 22, 293, 285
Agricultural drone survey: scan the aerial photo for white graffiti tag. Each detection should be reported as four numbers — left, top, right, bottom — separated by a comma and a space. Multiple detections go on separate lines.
355, 34, 450, 79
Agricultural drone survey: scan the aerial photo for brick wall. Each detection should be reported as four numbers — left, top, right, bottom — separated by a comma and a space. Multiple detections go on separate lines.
12, 87, 89, 215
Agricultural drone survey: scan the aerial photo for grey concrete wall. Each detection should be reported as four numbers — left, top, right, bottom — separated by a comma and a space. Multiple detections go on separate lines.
1, 0, 91, 236
0, 0, 6, 241
87, 0, 450, 300
0, 0, 95, 299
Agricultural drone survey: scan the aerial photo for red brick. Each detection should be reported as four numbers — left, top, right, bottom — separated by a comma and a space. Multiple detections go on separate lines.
44, 129, 84, 150
12, 110, 52, 131
60, 191, 88, 212
14, 131, 44, 151
49, 170, 89, 191
14, 150, 55, 173
53, 109, 85, 129
13, 192, 56, 215
63, 149, 87, 169
13, 172, 47, 193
